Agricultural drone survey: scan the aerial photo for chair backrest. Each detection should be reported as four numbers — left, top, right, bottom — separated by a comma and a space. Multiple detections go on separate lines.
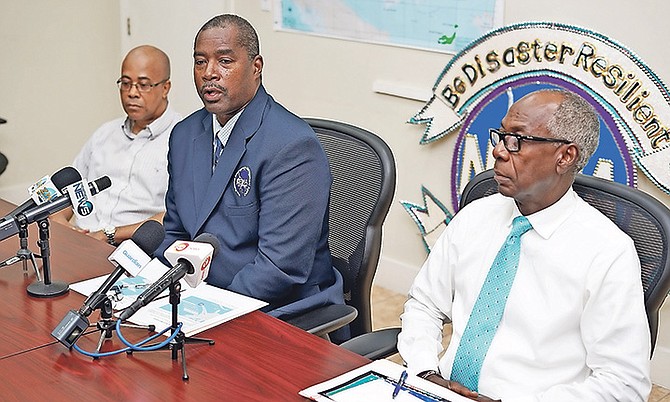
460, 169, 670, 354
305, 118, 396, 338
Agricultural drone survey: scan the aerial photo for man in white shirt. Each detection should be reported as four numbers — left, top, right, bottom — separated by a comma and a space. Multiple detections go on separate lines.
52, 45, 182, 245
397, 89, 651, 401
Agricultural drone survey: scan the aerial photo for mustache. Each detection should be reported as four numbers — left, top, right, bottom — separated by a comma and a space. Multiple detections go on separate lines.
201, 83, 226, 93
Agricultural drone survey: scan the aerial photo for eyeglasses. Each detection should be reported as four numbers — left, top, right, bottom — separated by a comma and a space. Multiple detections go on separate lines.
116, 78, 169, 92
489, 128, 572, 152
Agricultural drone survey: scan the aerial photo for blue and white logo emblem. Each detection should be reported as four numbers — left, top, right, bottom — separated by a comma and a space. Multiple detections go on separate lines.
234, 166, 252, 197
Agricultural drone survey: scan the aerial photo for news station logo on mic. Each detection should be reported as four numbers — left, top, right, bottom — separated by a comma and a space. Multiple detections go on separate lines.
29, 175, 62, 204
171, 242, 211, 286
175, 242, 189, 252
164, 237, 217, 289
173, 242, 213, 274
200, 256, 211, 273
65, 181, 96, 219
191, 251, 212, 287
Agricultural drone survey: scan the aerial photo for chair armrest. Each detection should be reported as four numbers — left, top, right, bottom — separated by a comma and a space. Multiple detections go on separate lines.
339, 327, 401, 360
286, 304, 358, 338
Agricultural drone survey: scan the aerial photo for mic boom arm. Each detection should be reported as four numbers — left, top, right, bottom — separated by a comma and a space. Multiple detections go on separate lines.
118, 261, 192, 321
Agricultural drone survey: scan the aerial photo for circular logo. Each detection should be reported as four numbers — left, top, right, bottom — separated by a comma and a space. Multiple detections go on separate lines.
201, 256, 211, 272
77, 201, 94, 216
175, 243, 189, 252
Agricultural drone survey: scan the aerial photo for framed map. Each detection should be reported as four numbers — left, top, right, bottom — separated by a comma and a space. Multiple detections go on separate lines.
274, 0, 504, 53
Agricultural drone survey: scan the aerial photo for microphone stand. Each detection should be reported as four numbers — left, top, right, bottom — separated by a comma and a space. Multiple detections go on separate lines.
131, 281, 214, 380
94, 296, 155, 356
0, 218, 41, 281
168, 281, 215, 380
26, 218, 69, 297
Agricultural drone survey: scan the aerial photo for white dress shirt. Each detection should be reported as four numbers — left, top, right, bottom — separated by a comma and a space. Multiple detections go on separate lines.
398, 188, 651, 402
72, 106, 182, 231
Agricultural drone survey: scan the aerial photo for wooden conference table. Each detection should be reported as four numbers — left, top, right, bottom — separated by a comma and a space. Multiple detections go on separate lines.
0, 200, 368, 401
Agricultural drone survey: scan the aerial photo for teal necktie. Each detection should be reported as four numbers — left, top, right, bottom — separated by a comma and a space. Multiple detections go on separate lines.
450, 215, 533, 391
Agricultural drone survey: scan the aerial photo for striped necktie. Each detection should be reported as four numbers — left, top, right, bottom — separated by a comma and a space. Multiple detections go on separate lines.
212, 134, 224, 173
450, 215, 533, 391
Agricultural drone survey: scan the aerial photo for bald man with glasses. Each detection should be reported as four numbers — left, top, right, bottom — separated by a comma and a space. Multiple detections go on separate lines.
52, 45, 182, 245
398, 89, 651, 401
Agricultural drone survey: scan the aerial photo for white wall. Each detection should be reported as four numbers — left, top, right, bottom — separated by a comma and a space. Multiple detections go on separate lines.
0, 1, 121, 201
1, 0, 669, 387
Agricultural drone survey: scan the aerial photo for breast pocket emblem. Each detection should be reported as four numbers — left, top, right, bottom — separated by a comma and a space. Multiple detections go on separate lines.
234, 166, 252, 197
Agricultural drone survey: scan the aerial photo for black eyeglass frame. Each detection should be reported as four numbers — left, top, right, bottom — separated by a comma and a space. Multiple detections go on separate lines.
489, 128, 573, 152
116, 78, 169, 93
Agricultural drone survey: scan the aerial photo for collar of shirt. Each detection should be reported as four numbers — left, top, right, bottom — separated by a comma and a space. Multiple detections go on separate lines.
510, 187, 578, 241
213, 109, 244, 146
122, 104, 177, 140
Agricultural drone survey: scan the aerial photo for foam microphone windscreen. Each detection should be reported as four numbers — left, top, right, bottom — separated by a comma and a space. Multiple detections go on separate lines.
51, 166, 81, 190
193, 232, 221, 258
131, 220, 165, 256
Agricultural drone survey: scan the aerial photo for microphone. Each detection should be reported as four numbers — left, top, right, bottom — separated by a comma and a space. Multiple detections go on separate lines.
80, 220, 165, 317
63, 176, 106, 223
2, 166, 81, 221
164, 233, 220, 288
29, 175, 62, 205
51, 220, 165, 348
118, 233, 220, 322
0, 176, 111, 243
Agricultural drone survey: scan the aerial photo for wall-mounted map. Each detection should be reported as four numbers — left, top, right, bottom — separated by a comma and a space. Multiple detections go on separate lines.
274, 0, 504, 53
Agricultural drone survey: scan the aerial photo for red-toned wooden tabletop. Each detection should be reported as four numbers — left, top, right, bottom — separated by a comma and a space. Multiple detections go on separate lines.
0, 200, 368, 401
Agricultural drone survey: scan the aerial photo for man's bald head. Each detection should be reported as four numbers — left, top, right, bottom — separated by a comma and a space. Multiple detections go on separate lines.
119, 45, 172, 134
123, 45, 171, 79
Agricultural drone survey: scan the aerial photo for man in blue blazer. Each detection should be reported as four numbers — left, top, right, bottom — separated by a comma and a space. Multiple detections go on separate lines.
158, 14, 345, 322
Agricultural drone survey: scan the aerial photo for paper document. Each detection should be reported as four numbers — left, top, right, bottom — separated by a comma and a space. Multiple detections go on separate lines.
125, 283, 267, 336
70, 259, 172, 310
299, 360, 472, 402
70, 259, 268, 337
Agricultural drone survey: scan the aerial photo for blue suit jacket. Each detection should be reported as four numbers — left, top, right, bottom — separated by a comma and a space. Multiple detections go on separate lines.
158, 86, 344, 319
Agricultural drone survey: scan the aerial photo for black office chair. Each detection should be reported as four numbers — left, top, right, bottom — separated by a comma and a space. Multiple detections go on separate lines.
0, 117, 8, 176
460, 169, 670, 355
285, 118, 397, 345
